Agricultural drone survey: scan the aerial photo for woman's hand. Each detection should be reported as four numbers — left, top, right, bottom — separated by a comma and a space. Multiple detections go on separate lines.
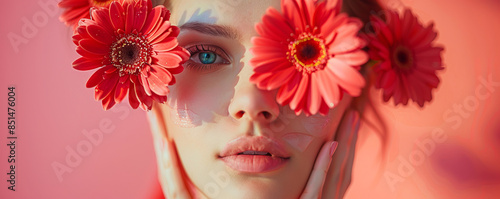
148, 109, 199, 199
156, 137, 199, 199
300, 110, 361, 199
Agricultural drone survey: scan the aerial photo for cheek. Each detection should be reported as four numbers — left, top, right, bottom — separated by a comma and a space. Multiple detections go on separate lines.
167, 69, 239, 127
281, 133, 314, 152
302, 115, 331, 134
276, 99, 348, 152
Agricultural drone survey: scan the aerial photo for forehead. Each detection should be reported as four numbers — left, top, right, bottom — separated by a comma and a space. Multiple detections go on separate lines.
169, 0, 282, 39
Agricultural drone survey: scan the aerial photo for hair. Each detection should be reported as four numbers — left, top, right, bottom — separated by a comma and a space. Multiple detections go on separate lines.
342, 0, 389, 170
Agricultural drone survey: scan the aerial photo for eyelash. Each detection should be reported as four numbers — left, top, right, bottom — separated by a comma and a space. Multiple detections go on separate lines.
184, 44, 231, 72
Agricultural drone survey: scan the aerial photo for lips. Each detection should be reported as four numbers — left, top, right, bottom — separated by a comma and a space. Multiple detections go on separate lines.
219, 136, 291, 173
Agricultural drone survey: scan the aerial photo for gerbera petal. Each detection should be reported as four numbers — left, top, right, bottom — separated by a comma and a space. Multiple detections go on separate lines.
102, 90, 117, 110
138, 71, 152, 96
266, 67, 297, 90
282, 0, 304, 32
250, 72, 274, 89
148, 21, 171, 43
276, 72, 301, 105
58, 0, 87, 8
330, 34, 365, 56
95, 74, 119, 100
371, 15, 393, 45
125, 3, 135, 34
307, 73, 322, 115
86, 65, 112, 88
328, 37, 364, 55
60, 7, 87, 27
114, 75, 130, 103
73, 57, 105, 71
290, 74, 309, 110
91, 9, 114, 34
321, 13, 347, 43
151, 25, 178, 45
326, 58, 365, 95
390, 11, 403, 41
250, 53, 287, 68
251, 37, 284, 49
380, 70, 397, 89
414, 46, 444, 60
146, 72, 170, 96
128, 80, 140, 109
132, 1, 148, 31
409, 23, 436, 47
253, 59, 290, 74
401, 9, 415, 39
155, 52, 183, 68
142, 6, 164, 35
312, 1, 329, 28
79, 39, 109, 55
87, 24, 113, 44
152, 37, 177, 52
255, 22, 284, 42
109, 1, 125, 31
135, 84, 153, 110
150, 65, 173, 84
316, 71, 340, 108
151, 93, 168, 104
72, 34, 83, 45
167, 46, 190, 64
334, 50, 369, 66
262, 8, 293, 37
299, 0, 315, 26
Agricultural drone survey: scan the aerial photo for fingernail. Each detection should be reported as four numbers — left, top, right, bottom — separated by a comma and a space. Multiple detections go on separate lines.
329, 141, 338, 156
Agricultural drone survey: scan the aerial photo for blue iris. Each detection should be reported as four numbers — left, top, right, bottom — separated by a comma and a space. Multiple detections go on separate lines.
199, 52, 216, 64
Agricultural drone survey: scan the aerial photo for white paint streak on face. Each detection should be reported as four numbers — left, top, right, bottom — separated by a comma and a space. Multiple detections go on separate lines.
177, 8, 218, 25
302, 114, 331, 134
281, 133, 314, 152
168, 100, 202, 128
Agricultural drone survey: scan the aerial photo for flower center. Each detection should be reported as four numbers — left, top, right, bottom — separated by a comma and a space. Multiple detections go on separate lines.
288, 33, 327, 74
90, 0, 112, 7
392, 45, 414, 70
110, 34, 152, 76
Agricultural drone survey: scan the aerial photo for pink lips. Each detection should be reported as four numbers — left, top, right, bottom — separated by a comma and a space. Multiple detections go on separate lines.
219, 136, 291, 173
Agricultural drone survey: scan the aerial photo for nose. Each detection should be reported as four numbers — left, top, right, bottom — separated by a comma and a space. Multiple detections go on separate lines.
228, 83, 280, 123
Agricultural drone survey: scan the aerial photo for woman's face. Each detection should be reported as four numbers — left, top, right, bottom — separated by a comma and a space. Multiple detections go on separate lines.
154, 0, 352, 198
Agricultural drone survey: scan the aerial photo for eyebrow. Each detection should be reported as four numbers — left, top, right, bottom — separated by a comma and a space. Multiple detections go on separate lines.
180, 22, 242, 41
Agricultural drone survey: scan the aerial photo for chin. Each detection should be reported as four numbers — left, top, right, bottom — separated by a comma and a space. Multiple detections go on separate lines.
212, 182, 301, 199
197, 169, 305, 199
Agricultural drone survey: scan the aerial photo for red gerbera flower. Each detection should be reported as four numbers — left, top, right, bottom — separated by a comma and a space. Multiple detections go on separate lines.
363, 9, 444, 107
72, 0, 189, 111
250, 0, 368, 116
59, 0, 116, 28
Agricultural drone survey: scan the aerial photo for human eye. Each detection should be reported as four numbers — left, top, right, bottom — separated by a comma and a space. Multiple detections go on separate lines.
184, 44, 231, 72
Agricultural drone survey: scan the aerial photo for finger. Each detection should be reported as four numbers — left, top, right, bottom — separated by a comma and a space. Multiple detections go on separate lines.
300, 141, 339, 199
332, 110, 360, 199
147, 109, 192, 199
160, 138, 192, 199
338, 125, 359, 199
321, 110, 360, 199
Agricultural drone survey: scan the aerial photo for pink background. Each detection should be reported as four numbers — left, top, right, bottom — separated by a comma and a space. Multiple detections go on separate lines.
1, 0, 499, 198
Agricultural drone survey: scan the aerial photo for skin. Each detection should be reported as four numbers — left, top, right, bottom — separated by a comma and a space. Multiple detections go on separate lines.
148, 0, 362, 198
